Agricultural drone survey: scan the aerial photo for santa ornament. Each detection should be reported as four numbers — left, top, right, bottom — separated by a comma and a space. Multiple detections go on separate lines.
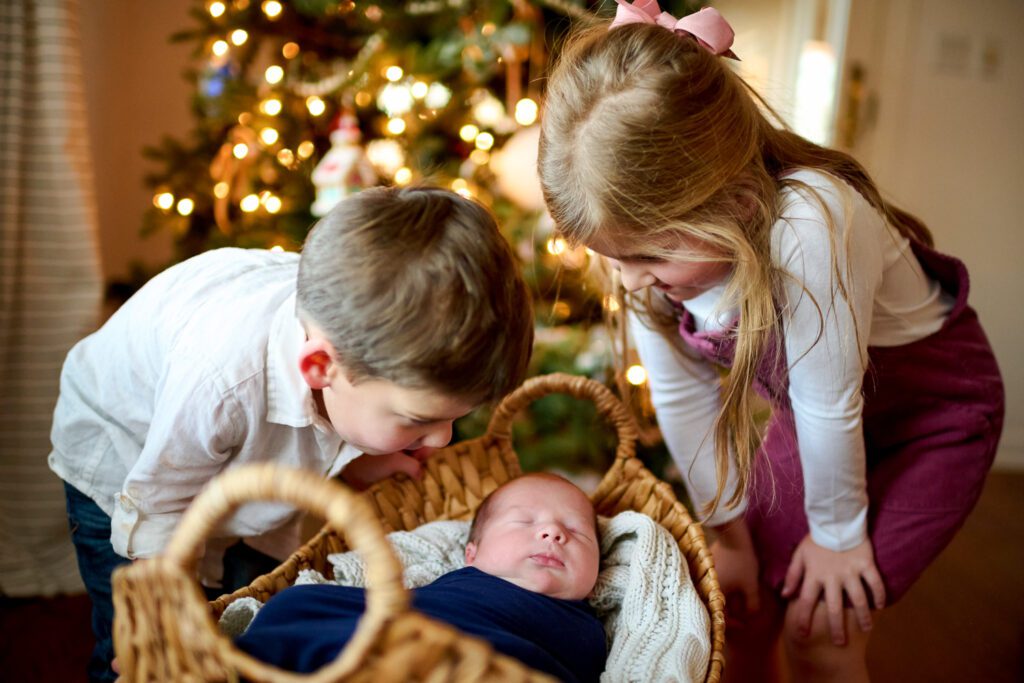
310, 113, 377, 216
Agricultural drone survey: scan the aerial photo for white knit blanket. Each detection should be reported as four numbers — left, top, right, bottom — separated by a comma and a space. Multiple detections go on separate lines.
220, 512, 710, 683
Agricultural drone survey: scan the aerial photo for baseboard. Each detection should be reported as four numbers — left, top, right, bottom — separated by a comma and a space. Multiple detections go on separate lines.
993, 425, 1024, 471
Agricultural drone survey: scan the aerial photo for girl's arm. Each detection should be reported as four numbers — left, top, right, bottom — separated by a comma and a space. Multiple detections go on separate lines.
628, 310, 744, 525
629, 311, 761, 612
773, 171, 890, 640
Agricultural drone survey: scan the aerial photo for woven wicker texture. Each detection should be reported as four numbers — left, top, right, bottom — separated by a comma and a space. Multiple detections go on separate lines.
112, 373, 725, 682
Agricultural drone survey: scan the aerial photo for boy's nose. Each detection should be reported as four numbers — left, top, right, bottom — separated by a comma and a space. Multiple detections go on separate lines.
617, 263, 655, 292
421, 421, 454, 448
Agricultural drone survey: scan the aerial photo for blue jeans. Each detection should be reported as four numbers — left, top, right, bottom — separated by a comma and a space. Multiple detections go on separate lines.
64, 482, 282, 683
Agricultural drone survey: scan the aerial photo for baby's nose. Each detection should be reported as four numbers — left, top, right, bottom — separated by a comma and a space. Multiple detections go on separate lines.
539, 525, 566, 543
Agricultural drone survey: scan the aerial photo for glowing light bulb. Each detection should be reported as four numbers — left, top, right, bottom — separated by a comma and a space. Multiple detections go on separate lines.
270, 244, 285, 253
451, 178, 469, 191
296, 141, 315, 159
305, 96, 326, 116
240, 194, 260, 212
276, 149, 294, 166
385, 66, 404, 82
213, 182, 229, 198
472, 92, 504, 127
264, 195, 282, 213
411, 81, 428, 99
154, 192, 174, 210
386, 117, 406, 135
230, 29, 248, 46
265, 65, 284, 84
282, 42, 299, 59
176, 198, 195, 216
259, 127, 279, 145
262, 0, 282, 18
459, 124, 479, 142
424, 82, 451, 109
212, 40, 229, 57
232, 143, 249, 159
626, 364, 648, 385
474, 132, 494, 151
546, 237, 567, 255
515, 98, 539, 126
366, 139, 405, 176
209, 2, 226, 18
354, 91, 372, 107
260, 98, 282, 116
469, 149, 490, 165
394, 167, 413, 185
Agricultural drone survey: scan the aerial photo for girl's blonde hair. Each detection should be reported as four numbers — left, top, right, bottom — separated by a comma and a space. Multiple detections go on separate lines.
538, 21, 932, 515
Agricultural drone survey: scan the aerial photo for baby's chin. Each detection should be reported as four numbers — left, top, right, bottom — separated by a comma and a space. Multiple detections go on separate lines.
512, 573, 591, 601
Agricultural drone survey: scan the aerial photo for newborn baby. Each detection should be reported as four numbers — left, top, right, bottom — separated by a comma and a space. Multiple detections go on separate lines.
235, 473, 607, 682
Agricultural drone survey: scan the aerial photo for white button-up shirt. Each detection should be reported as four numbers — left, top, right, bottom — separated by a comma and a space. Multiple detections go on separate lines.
49, 248, 361, 583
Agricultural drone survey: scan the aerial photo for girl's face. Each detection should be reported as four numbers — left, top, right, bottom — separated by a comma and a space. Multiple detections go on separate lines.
589, 234, 732, 302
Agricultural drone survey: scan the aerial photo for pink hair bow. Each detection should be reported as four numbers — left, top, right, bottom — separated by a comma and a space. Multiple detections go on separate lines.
610, 0, 739, 60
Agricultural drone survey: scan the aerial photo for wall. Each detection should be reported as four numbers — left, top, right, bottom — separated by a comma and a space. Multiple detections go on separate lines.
842, 0, 1024, 468
78, 0, 192, 283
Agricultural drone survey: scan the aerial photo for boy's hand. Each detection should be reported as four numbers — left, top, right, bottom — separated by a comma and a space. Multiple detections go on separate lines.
340, 449, 436, 490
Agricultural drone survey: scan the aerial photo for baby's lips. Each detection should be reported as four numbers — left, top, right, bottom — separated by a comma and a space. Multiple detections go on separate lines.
530, 553, 565, 568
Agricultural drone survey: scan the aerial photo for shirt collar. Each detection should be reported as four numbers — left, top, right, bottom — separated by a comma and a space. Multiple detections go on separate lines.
265, 293, 320, 428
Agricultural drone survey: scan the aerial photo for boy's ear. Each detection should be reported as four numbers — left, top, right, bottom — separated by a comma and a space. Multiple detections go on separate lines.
464, 542, 477, 565
299, 338, 335, 390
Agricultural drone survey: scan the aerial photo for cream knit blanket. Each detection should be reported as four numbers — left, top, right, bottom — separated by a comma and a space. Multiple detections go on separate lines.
220, 512, 710, 683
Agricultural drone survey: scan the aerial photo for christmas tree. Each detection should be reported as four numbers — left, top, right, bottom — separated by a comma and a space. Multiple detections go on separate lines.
138, 0, 704, 486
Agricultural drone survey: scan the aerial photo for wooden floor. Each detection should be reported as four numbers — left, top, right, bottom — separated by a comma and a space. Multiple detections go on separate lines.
865, 470, 1024, 682
2, 472, 1021, 682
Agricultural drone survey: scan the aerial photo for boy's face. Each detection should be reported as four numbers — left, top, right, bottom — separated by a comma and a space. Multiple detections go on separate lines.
465, 476, 600, 601
320, 371, 475, 457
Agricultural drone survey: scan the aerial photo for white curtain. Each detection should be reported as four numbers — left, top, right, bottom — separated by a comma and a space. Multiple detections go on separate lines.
0, 0, 101, 596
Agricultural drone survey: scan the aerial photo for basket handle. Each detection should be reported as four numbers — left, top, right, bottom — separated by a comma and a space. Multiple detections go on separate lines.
486, 372, 638, 462
162, 464, 408, 679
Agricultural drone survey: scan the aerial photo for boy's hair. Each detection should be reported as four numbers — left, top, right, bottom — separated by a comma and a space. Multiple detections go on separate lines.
297, 185, 533, 403
468, 472, 597, 545
538, 21, 933, 517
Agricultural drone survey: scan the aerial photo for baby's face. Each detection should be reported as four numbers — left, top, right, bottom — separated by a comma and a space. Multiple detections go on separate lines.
465, 476, 600, 600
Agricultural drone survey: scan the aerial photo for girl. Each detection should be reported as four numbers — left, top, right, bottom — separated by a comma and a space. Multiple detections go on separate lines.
537, 2, 1004, 681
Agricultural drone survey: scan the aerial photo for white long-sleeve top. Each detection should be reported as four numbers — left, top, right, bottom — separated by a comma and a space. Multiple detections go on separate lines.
630, 170, 953, 551
49, 248, 362, 584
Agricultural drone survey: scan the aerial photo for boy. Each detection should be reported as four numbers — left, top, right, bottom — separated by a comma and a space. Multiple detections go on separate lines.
49, 186, 534, 682
236, 473, 607, 682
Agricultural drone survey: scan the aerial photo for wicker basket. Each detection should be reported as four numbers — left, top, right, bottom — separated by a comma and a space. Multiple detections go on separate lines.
112, 373, 725, 682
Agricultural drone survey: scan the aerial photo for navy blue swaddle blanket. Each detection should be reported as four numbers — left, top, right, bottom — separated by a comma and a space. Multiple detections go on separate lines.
235, 566, 607, 682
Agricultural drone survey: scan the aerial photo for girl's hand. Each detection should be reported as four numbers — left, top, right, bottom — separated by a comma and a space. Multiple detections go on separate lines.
710, 517, 761, 619
340, 451, 425, 490
781, 534, 886, 645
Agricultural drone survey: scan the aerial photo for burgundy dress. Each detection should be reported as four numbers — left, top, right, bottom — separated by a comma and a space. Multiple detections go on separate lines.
678, 241, 1004, 603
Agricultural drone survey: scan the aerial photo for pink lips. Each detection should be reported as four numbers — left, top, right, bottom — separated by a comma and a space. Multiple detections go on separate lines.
530, 553, 565, 568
